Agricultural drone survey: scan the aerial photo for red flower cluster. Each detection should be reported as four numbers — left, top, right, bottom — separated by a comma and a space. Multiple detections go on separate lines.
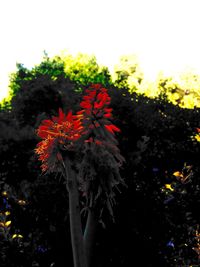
78, 84, 120, 136
35, 84, 121, 172
35, 109, 83, 172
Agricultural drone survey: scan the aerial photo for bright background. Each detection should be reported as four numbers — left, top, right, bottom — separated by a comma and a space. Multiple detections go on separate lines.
1, 0, 200, 101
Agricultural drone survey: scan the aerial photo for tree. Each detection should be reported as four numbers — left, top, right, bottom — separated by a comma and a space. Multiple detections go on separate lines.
59, 52, 112, 89
113, 54, 144, 93
156, 70, 200, 108
2, 51, 200, 266
9, 53, 66, 98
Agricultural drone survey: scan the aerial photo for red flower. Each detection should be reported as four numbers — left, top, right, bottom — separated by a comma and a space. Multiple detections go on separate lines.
35, 109, 83, 172
79, 84, 112, 120
37, 109, 83, 141
78, 84, 120, 140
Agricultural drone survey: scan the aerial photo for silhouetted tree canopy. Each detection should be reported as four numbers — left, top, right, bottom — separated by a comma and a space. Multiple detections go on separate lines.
0, 53, 200, 266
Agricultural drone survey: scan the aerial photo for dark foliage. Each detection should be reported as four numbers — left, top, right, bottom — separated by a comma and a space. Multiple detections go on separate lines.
11, 74, 81, 127
1, 67, 200, 266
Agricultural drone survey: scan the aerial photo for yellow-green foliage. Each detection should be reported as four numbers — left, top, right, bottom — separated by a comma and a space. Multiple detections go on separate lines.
112, 54, 144, 93
113, 54, 200, 109
3, 52, 200, 110
58, 51, 111, 88
156, 70, 200, 108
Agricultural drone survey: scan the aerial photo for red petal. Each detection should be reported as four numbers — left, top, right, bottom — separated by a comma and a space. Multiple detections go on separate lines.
94, 101, 104, 109
77, 110, 84, 114
66, 110, 73, 121
103, 113, 112, 118
111, 124, 121, 132
38, 125, 48, 132
85, 90, 96, 98
104, 108, 112, 113
105, 124, 120, 134
80, 101, 92, 109
83, 95, 93, 101
59, 108, 65, 121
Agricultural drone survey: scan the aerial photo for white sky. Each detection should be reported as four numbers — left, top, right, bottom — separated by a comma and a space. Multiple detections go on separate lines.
1, 0, 200, 100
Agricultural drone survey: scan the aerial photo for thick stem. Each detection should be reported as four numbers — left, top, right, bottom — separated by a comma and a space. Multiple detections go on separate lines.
84, 209, 97, 267
65, 163, 87, 267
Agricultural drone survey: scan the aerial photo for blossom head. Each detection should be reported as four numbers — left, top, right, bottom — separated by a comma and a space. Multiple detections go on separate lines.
35, 109, 83, 172
78, 84, 120, 138
79, 83, 111, 118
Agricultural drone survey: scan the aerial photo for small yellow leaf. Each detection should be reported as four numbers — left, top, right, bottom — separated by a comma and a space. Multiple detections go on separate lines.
17, 234, 23, 238
173, 171, 183, 178
5, 220, 11, 227
12, 234, 23, 239
5, 211, 10, 216
165, 184, 174, 191
0, 222, 5, 227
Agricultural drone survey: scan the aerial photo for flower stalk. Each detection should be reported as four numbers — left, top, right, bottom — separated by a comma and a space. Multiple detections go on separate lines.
83, 208, 97, 267
64, 159, 87, 267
